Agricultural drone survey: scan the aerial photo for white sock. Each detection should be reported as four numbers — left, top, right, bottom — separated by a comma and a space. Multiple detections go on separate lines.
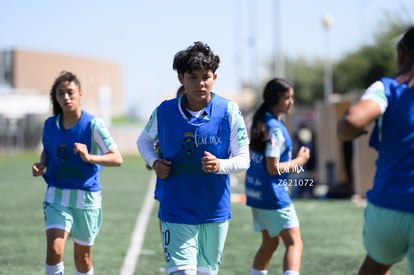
283, 271, 299, 275
75, 267, 93, 275
45, 262, 64, 275
250, 268, 268, 275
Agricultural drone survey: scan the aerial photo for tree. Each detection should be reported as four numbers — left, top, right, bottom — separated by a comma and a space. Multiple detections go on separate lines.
285, 57, 325, 105
333, 21, 409, 94
259, 14, 412, 106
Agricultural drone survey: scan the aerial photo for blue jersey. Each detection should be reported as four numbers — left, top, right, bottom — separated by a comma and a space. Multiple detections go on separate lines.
368, 77, 414, 212
42, 111, 116, 192
156, 94, 232, 224
245, 112, 293, 209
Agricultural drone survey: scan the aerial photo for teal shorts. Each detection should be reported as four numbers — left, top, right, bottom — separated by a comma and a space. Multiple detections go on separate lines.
363, 201, 414, 271
251, 204, 299, 238
43, 202, 102, 246
160, 221, 229, 274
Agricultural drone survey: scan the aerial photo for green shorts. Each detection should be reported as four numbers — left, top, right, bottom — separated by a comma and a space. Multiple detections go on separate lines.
363, 201, 414, 271
43, 202, 102, 246
160, 221, 229, 274
251, 204, 299, 237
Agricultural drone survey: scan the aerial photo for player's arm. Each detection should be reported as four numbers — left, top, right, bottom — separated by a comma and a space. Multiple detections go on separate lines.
75, 117, 123, 167
260, 126, 308, 175
32, 150, 46, 176
337, 81, 386, 141
337, 100, 380, 141
214, 102, 250, 174
137, 108, 172, 179
266, 148, 310, 176
137, 108, 161, 168
75, 143, 122, 167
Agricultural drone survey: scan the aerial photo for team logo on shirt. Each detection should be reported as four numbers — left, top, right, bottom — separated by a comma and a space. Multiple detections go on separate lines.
57, 143, 70, 162
181, 132, 196, 155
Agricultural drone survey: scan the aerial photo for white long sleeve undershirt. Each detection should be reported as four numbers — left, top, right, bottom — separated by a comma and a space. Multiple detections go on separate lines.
137, 103, 249, 174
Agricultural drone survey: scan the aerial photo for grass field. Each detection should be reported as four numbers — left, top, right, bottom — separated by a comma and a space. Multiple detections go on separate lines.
0, 152, 409, 274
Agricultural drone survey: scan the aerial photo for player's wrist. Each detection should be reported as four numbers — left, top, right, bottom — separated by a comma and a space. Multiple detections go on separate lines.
151, 159, 160, 169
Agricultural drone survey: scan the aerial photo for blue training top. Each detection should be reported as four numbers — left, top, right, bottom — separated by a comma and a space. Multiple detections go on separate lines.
156, 94, 232, 224
368, 77, 414, 213
42, 111, 116, 192
245, 112, 293, 209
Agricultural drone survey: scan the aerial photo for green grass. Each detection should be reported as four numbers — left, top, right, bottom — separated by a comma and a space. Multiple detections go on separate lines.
0, 153, 409, 274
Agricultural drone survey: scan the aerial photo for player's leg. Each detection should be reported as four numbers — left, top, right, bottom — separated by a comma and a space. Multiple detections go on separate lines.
360, 202, 408, 275
250, 208, 281, 274
197, 221, 229, 275
44, 202, 72, 275
71, 208, 102, 274
279, 227, 302, 275
251, 230, 280, 272
357, 255, 391, 275
46, 228, 68, 264
45, 228, 68, 275
74, 243, 94, 274
278, 204, 302, 274
161, 221, 198, 274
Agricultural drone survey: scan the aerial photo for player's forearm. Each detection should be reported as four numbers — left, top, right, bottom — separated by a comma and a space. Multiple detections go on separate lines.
137, 132, 159, 167
337, 117, 366, 141
39, 150, 46, 165
217, 145, 250, 174
88, 149, 123, 166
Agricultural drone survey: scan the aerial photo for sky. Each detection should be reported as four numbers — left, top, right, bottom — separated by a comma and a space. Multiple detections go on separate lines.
1, 0, 413, 119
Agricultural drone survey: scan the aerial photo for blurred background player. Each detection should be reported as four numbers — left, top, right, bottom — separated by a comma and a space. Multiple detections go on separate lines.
337, 26, 414, 275
245, 78, 310, 275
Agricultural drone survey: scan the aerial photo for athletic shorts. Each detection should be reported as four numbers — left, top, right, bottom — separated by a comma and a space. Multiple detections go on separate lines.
160, 221, 229, 275
363, 201, 414, 271
251, 204, 299, 238
43, 202, 102, 246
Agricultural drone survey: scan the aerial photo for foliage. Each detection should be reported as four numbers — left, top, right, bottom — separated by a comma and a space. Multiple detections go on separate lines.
285, 57, 325, 105
268, 14, 413, 104
334, 20, 410, 94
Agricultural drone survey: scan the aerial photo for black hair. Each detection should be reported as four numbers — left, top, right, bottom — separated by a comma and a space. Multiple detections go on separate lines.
397, 25, 414, 57
176, 85, 185, 97
50, 71, 81, 115
396, 26, 414, 87
249, 78, 293, 152
173, 41, 220, 75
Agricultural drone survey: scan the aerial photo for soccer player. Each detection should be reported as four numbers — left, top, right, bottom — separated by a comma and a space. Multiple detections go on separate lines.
137, 41, 250, 274
32, 71, 123, 275
338, 26, 414, 275
245, 78, 310, 275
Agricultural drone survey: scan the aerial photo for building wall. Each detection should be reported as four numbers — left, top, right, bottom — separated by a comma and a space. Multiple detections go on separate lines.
12, 49, 123, 119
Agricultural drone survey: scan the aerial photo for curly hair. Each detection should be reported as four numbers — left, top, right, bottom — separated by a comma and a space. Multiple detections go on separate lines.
173, 41, 220, 75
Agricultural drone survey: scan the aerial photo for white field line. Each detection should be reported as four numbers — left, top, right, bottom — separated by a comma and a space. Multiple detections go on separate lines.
120, 174, 156, 275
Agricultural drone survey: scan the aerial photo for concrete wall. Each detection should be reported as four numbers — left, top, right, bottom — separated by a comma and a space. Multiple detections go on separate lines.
315, 99, 376, 197
12, 49, 124, 119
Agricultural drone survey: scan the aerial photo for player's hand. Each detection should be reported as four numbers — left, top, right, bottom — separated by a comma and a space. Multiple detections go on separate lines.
74, 142, 91, 162
297, 146, 311, 164
32, 162, 46, 176
153, 159, 172, 179
201, 151, 220, 173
